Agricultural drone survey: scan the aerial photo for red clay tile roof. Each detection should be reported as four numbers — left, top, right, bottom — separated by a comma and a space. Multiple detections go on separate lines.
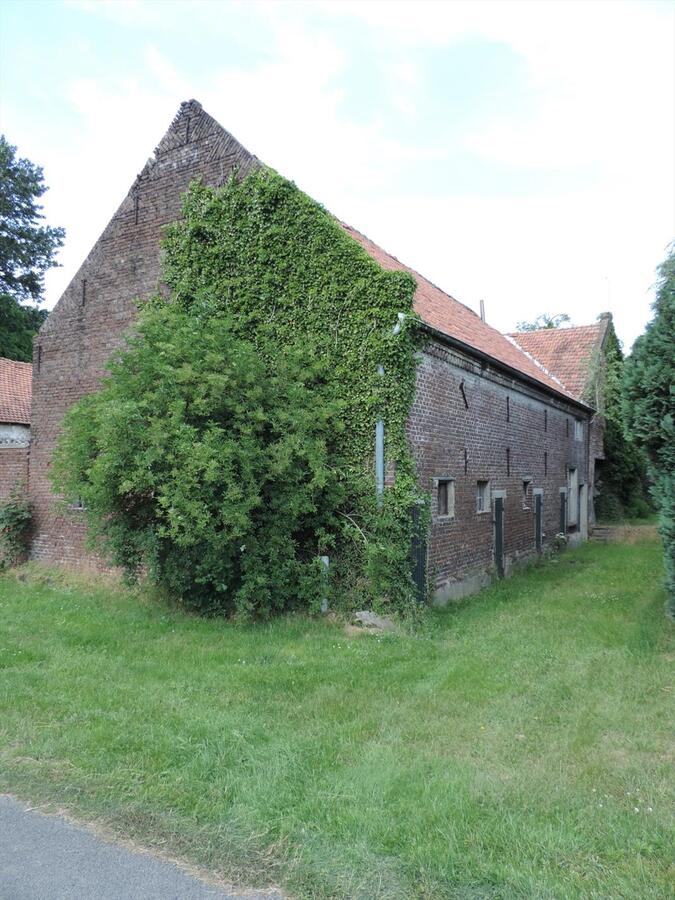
507, 323, 608, 401
0, 357, 32, 425
340, 223, 582, 403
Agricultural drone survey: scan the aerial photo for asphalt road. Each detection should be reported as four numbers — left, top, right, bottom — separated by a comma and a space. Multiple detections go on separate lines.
0, 795, 282, 900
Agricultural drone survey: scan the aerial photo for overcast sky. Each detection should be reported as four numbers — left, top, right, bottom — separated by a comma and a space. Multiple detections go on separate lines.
2, 0, 673, 348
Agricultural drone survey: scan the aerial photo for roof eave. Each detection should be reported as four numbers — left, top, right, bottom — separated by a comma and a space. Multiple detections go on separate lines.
418, 321, 595, 414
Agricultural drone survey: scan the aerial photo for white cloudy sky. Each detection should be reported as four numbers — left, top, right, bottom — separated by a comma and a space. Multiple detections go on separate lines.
1, 0, 674, 348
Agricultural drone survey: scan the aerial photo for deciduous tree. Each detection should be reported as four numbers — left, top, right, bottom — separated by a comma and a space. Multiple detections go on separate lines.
0, 136, 64, 361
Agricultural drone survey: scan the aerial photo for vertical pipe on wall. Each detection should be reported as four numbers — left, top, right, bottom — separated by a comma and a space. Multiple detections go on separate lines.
375, 364, 385, 505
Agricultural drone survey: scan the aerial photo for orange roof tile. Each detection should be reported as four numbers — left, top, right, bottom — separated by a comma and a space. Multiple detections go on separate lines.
0, 357, 32, 425
340, 224, 582, 404
507, 323, 607, 401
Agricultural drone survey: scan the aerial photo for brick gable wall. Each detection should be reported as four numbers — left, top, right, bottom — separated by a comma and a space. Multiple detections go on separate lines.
29, 101, 257, 564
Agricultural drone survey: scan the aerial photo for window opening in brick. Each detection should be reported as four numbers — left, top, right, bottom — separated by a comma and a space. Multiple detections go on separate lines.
477, 480, 490, 513
437, 479, 455, 518
522, 478, 532, 509
574, 418, 583, 441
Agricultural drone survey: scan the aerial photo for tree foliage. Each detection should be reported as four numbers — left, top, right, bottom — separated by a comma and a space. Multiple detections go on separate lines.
0, 135, 64, 361
53, 170, 423, 616
589, 318, 651, 522
0, 295, 48, 361
516, 312, 571, 332
623, 245, 675, 615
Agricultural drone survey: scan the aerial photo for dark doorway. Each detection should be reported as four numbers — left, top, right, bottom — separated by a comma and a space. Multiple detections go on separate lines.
535, 493, 543, 552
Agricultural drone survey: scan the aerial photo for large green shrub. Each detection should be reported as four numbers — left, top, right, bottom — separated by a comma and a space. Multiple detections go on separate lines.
623, 245, 675, 616
53, 170, 423, 616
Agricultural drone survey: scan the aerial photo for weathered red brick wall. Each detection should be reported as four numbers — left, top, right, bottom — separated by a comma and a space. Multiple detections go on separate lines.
408, 338, 590, 599
29, 101, 257, 566
0, 448, 29, 502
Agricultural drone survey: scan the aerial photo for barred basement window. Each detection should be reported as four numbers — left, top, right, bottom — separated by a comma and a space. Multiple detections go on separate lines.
477, 480, 490, 513
436, 479, 455, 518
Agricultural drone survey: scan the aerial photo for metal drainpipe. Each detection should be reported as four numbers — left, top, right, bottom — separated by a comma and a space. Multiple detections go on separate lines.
375, 315, 406, 506
375, 365, 385, 505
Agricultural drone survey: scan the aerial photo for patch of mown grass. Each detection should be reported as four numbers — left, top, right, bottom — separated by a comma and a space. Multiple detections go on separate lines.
0, 538, 672, 898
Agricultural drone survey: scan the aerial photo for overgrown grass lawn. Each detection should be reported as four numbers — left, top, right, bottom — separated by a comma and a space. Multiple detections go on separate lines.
1, 538, 672, 898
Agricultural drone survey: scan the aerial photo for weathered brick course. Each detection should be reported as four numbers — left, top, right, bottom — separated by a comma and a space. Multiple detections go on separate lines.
0, 448, 29, 502
410, 338, 590, 599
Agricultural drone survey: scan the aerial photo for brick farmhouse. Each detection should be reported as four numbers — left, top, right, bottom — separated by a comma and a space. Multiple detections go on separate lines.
18, 101, 602, 601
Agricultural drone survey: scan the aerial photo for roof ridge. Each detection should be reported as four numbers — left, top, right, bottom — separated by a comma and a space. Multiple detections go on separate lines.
507, 322, 603, 337
0, 356, 32, 369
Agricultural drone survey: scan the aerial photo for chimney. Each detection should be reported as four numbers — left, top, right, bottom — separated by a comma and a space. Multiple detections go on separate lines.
480, 299, 486, 323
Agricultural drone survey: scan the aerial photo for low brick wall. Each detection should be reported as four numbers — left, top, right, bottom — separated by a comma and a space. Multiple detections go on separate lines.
0, 447, 29, 502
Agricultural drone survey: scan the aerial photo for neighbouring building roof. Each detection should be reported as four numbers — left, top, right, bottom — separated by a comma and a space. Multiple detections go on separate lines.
507, 319, 610, 401
0, 357, 32, 425
342, 224, 583, 404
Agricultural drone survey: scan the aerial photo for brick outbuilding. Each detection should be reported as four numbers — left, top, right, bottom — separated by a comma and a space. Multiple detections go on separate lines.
27, 100, 594, 599
0, 357, 31, 502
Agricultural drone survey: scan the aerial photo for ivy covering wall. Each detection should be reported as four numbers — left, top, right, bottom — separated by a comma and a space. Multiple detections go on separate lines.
54, 169, 424, 615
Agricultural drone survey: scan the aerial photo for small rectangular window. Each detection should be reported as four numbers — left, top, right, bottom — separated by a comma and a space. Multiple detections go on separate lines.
574, 419, 583, 442
522, 479, 532, 509
477, 480, 490, 513
436, 479, 455, 518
